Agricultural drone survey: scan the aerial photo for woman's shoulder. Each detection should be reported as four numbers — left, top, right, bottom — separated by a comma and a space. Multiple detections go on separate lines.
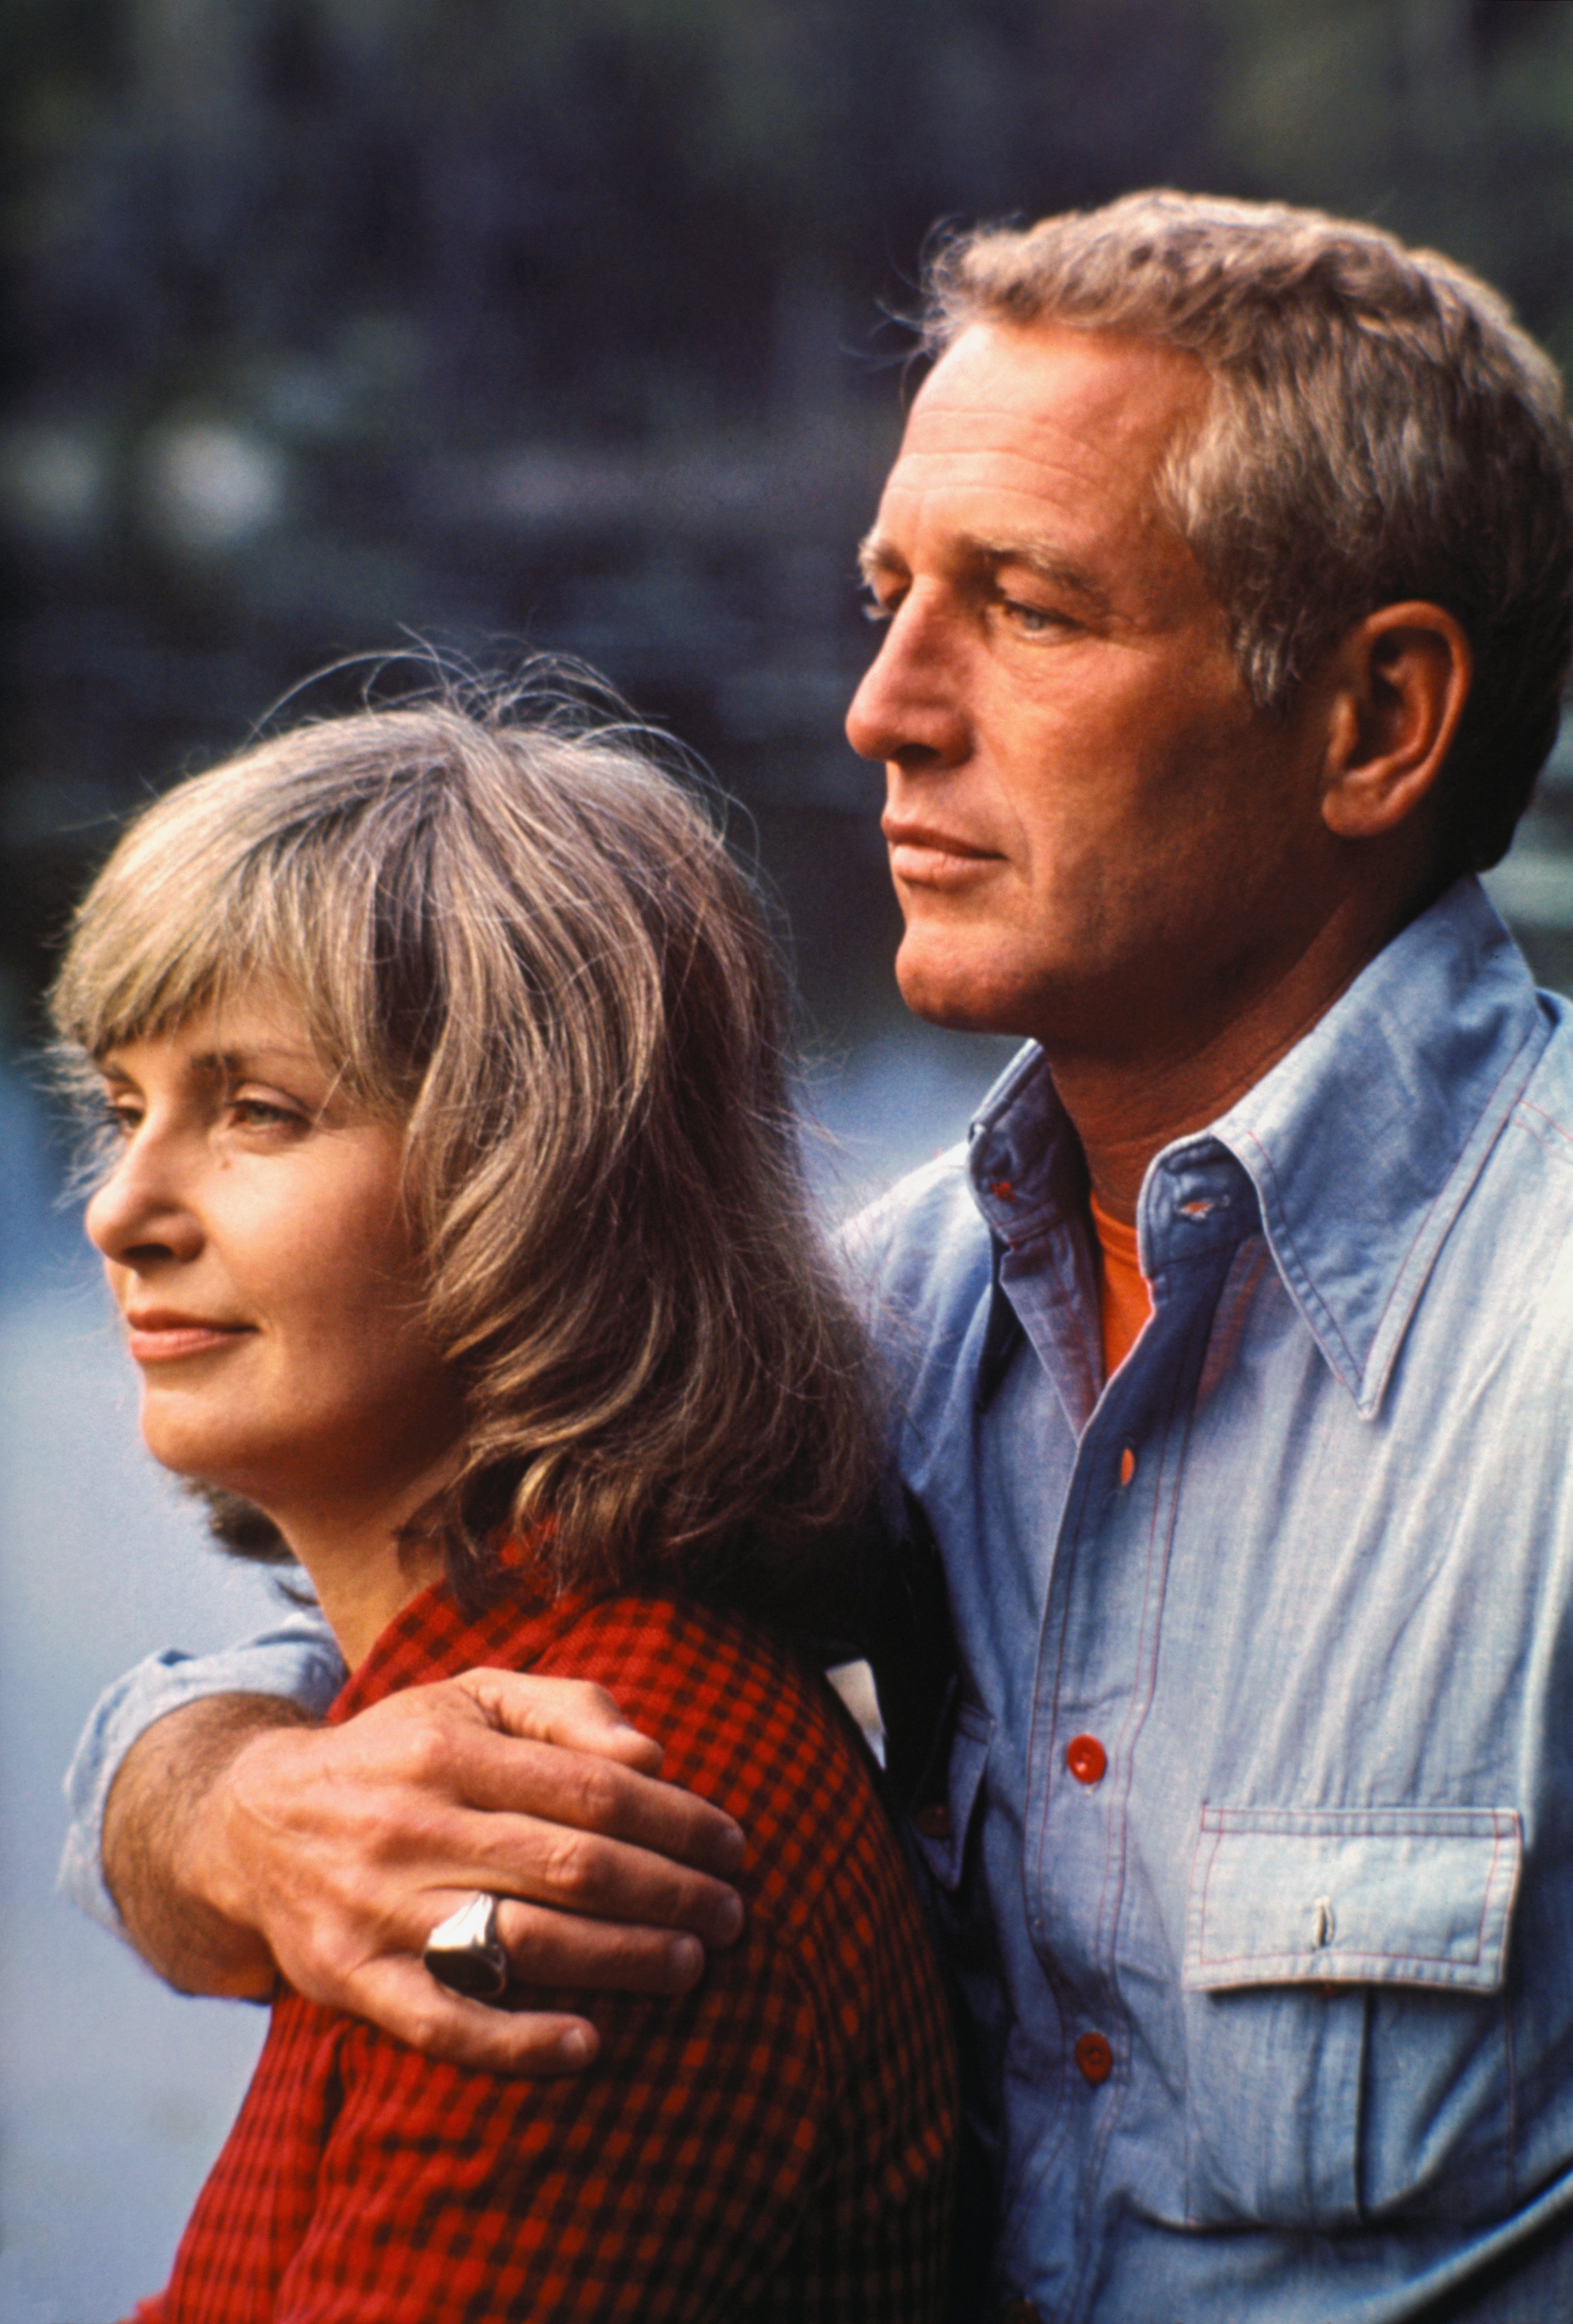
342, 1579, 841, 1747
541, 1594, 864, 1794
535, 1595, 905, 1927
336, 1582, 910, 1940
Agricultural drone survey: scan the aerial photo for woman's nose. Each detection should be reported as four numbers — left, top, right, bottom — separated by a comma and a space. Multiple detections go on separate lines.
85, 1134, 204, 1267
844, 594, 970, 773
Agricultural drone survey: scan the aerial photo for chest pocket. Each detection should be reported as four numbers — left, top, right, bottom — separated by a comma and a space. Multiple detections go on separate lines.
1180, 1807, 1522, 2230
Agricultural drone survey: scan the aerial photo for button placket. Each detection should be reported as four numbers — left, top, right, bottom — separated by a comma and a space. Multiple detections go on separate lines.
1025, 1218, 1248, 2113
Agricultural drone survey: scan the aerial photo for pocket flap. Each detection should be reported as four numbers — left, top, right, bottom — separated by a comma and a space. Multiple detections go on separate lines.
1184, 1807, 1522, 1994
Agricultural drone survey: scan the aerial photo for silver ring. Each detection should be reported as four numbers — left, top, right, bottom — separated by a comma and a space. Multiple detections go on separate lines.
423, 1892, 510, 2004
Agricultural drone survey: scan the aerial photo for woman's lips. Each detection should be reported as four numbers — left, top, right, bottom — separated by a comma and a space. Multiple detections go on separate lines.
124, 1315, 255, 1363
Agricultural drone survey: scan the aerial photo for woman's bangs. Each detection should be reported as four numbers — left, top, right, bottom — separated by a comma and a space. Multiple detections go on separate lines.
60, 840, 350, 1069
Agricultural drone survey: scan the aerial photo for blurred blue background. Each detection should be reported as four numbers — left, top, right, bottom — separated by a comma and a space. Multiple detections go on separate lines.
3, 2, 1573, 2314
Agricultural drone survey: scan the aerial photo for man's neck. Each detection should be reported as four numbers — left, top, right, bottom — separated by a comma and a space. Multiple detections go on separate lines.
1045, 881, 1435, 1224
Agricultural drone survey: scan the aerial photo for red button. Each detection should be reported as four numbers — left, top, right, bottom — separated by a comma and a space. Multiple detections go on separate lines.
1002, 2303, 1042, 2324
1119, 1444, 1137, 1487
1074, 2030, 1114, 2085
1066, 1734, 1107, 1786
913, 1801, 952, 1840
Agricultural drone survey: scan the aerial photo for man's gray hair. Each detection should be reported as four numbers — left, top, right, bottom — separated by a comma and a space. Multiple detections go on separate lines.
923, 190, 1573, 871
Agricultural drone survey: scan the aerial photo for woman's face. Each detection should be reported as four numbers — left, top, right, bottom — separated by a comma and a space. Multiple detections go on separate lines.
84, 986, 465, 1542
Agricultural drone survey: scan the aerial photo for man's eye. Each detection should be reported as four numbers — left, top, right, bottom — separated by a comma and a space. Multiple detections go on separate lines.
103, 1100, 141, 1137
860, 591, 896, 625
1002, 597, 1064, 635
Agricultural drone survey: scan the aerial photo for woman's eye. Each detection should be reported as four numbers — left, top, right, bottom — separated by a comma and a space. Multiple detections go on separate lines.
103, 1099, 141, 1137
227, 1097, 302, 1132
860, 591, 896, 625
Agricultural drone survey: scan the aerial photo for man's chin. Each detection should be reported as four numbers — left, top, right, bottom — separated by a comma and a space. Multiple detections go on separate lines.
893, 941, 1046, 1040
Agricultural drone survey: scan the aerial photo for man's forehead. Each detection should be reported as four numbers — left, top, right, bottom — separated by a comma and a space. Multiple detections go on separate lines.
893, 318, 1208, 481
865, 321, 1206, 549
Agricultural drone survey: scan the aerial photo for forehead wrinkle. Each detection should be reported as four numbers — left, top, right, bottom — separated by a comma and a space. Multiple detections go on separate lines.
899, 401, 1146, 487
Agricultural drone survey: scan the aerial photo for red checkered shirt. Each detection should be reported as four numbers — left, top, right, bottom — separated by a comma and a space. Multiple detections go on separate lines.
128, 1584, 958, 2321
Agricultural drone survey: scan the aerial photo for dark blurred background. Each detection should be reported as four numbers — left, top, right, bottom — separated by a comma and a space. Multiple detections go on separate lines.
3, 6, 1573, 2316
4, 0, 1573, 1065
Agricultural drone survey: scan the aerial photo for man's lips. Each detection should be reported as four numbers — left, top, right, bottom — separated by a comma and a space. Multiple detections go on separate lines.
124, 1311, 256, 1363
882, 822, 1003, 888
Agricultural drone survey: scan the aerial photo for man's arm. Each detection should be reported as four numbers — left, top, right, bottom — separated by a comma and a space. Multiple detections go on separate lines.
104, 1692, 318, 1998
71, 1639, 747, 2075
61, 1615, 347, 1936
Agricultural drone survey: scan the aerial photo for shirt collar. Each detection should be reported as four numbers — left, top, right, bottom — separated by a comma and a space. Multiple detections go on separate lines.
968, 876, 1552, 1417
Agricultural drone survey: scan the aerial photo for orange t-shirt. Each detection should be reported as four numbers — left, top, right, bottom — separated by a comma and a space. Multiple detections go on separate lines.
1089, 1191, 1153, 1380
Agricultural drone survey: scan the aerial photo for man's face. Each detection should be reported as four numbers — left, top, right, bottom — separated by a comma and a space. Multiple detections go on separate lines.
845, 319, 1338, 1060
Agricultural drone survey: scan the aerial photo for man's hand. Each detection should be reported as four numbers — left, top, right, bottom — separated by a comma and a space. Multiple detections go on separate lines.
102, 1671, 746, 2074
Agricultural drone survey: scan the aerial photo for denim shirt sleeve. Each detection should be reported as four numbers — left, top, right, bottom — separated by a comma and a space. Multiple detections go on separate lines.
59, 1611, 347, 1938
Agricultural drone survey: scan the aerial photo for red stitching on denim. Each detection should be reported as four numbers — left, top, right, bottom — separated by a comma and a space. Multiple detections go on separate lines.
1516, 1100, 1573, 1160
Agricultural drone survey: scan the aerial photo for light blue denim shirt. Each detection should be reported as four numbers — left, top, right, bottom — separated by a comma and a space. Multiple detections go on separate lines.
855, 874, 1573, 2320
60, 875, 1573, 2318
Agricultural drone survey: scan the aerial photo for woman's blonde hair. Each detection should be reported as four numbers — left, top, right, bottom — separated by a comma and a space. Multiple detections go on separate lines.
50, 675, 874, 1616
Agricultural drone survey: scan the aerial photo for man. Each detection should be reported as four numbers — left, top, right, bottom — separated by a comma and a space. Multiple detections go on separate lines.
63, 192, 1573, 2317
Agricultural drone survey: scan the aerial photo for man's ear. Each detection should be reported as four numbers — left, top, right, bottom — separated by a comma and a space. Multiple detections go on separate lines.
1319, 602, 1473, 841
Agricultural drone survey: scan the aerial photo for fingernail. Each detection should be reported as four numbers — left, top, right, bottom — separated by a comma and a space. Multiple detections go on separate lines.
712, 1892, 744, 1944
560, 2026, 595, 2066
668, 1934, 704, 1985
715, 1821, 746, 1873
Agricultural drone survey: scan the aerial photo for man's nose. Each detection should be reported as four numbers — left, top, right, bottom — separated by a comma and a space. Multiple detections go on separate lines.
85, 1134, 204, 1267
844, 595, 969, 772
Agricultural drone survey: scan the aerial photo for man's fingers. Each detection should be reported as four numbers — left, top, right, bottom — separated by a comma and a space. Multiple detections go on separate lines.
432, 1811, 745, 1947
218, 1672, 748, 2070
353, 1955, 602, 2076
488, 1900, 707, 1994
455, 1669, 666, 1769
435, 1712, 746, 1879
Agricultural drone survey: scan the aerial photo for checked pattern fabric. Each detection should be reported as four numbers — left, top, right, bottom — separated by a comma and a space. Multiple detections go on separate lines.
129, 1583, 958, 2321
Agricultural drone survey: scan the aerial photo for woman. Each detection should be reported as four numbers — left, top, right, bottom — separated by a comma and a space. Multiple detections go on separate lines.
50, 682, 958, 2322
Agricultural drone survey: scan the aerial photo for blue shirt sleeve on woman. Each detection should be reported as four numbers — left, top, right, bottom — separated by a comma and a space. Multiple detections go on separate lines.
59, 1612, 347, 1936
